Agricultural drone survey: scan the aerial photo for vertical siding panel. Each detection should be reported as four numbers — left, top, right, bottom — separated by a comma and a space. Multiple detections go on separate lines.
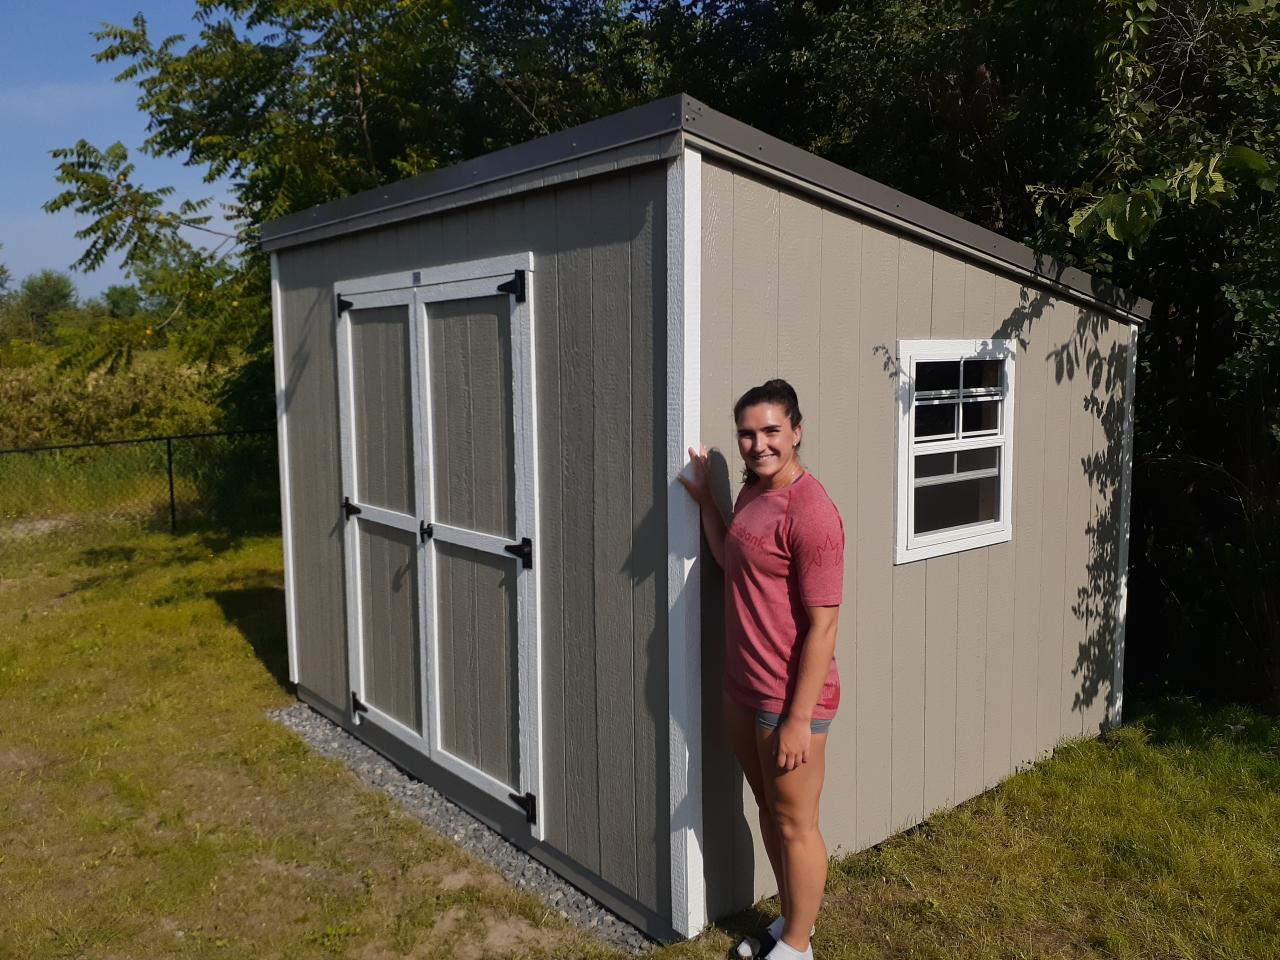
954, 265, 994, 803
854, 224, 896, 848
983, 277, 1018, 787
923, 554, 958, 813
279, 239, 348, 708
815, 208, 861, 855
590, 174, 635, 897
730, 170, 781, 898
1062, 309, 1095, 740
730, 172, 780, 408
1009, 283, 1048, 770
524, 189, 567, 847
1037, 299, 1072, 754
629, 168, 666, 909
922, 251, 964, 814
891, 239, 931, 831
698, 159, 743, 917
778, 192, 823, 476
555, 185, 600, 873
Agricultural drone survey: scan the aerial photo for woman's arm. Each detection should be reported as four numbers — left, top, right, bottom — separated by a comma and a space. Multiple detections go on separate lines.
775, 605, 840, 770
676, 444, 729, 568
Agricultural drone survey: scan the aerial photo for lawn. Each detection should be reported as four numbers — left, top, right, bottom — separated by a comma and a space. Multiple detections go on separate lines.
1, 525, 1276, 959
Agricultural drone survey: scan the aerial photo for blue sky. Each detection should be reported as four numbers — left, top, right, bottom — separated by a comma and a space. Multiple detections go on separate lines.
0, 1, 232, 297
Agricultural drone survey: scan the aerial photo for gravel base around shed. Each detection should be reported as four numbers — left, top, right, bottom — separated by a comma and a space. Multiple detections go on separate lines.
270, 702, 655, 955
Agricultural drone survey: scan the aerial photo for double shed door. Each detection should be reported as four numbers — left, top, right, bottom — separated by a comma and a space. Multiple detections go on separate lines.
334, 254, 543, 837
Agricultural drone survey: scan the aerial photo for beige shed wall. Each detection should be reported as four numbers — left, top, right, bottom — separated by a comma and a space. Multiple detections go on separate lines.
697, 156, 1132, 916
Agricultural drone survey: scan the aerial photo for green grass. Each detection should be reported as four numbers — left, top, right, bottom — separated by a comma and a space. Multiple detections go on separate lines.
1, 525, 1276, 959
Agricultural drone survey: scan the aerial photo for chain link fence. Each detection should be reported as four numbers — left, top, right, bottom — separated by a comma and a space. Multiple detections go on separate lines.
0, 429, 280, 558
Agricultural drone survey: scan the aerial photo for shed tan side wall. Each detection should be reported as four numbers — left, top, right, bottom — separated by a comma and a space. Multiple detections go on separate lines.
697, 156, 1131, 916
274, 165, 670, 920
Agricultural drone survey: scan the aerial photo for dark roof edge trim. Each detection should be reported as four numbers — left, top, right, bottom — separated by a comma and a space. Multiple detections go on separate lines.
678, 97, 1150, 325
260, 92, 1148, 324
260, 95, 686, 250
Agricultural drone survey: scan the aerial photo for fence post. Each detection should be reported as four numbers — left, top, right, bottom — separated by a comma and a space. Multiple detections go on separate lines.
166, 437, 177, 533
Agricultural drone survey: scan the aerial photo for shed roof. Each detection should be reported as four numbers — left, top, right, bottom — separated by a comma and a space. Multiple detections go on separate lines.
261, 94, 1149, 324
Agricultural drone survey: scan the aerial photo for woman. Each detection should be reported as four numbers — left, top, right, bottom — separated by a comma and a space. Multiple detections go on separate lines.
678, 379, 844, 960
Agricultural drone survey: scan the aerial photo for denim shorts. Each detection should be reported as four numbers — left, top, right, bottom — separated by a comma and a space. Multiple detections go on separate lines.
756, 710, 832, 734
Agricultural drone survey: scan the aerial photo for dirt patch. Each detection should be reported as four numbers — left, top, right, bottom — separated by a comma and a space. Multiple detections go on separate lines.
0, 517, 75, 540
407, 858, 506, 893
0, 747, 47, 772
450, 915, 555, 960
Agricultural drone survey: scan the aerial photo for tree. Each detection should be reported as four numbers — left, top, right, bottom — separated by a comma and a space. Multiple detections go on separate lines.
0, 245, 11, 302
1027, 0, 1280, 709
1, 270, 78, 343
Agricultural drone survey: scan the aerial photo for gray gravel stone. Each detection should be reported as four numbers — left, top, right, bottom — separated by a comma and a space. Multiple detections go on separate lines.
270, 702, 656, 955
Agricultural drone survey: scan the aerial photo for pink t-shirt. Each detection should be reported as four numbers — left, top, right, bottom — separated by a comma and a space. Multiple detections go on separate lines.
723, 471, 845, 720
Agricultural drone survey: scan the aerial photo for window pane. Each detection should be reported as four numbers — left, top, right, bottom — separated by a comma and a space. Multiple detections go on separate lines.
915, 452, 954, 478
914, 475, 1000, 535
915, 403, 957, 441
961, 399, 1000, 435
915, 360, 960, 393
957, 447, 999, 473
963, 358, 1003, 390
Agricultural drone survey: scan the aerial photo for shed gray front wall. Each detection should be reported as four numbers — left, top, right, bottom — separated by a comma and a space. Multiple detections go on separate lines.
274, 166, 672, 928
697, 156, 1131, 918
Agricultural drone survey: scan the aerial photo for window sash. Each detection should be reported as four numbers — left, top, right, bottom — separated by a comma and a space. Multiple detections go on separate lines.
896, 338, 1016, 564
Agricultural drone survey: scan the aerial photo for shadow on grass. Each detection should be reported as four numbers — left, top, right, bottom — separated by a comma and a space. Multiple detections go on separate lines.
1121, 695, 1280, 752
211, 586, 293, 694
73, 531, 245, 592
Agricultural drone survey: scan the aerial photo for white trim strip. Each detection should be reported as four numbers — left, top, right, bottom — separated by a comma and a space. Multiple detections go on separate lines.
1108, 326, 1139, 728
430, 522, 518, 556
349, 502, 418, 532
667, 146, 706, 938
335, 253, 535, 298
270, 254, 301, 685
435, 744, 521, 799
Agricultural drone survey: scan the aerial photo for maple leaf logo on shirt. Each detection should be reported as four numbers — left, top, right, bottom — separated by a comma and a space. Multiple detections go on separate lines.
800, 532, 842, 572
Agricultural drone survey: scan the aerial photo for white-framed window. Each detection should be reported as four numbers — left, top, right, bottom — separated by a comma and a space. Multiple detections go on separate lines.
895, 338, 1016, 564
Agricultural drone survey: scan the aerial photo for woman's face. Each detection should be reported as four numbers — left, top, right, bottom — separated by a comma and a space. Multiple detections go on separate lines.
736, 402, 801, 484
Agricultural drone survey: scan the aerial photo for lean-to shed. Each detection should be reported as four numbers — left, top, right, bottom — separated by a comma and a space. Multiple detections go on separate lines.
263, 95, 1148, 941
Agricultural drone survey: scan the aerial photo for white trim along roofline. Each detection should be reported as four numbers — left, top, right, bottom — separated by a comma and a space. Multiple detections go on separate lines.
667, 145, 707, 938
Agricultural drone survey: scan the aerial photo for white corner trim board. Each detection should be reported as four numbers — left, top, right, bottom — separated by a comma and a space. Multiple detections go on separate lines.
666, 145, 706, 937
1108, 325, 1139, 728
270, 253, 301, 685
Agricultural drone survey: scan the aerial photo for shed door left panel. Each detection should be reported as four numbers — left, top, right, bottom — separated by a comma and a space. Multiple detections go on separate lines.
336, 290, 432, 750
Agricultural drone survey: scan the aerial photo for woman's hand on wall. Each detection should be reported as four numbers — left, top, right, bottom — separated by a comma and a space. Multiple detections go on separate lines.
676, 444, 714, 506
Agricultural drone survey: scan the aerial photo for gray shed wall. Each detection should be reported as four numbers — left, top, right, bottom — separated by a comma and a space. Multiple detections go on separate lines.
697, 156, 1131, 917
274, 165, 672, 925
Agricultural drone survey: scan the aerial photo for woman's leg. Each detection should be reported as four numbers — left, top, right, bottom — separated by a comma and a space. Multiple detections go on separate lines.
757, 725, 828, 951
722, 697, 789, 920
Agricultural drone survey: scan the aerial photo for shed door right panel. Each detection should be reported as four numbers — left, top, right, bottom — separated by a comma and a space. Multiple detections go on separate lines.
427, 295, 521, 791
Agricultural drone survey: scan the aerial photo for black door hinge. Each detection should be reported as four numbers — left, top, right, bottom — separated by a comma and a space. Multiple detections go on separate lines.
420, 520, 434, 543
337, 296, 353, 312
342, 497, 362, 518
497, 269, 526, 303
509, 791, 537, 824
503, 536, 533, 569
351, 691, 368, 718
